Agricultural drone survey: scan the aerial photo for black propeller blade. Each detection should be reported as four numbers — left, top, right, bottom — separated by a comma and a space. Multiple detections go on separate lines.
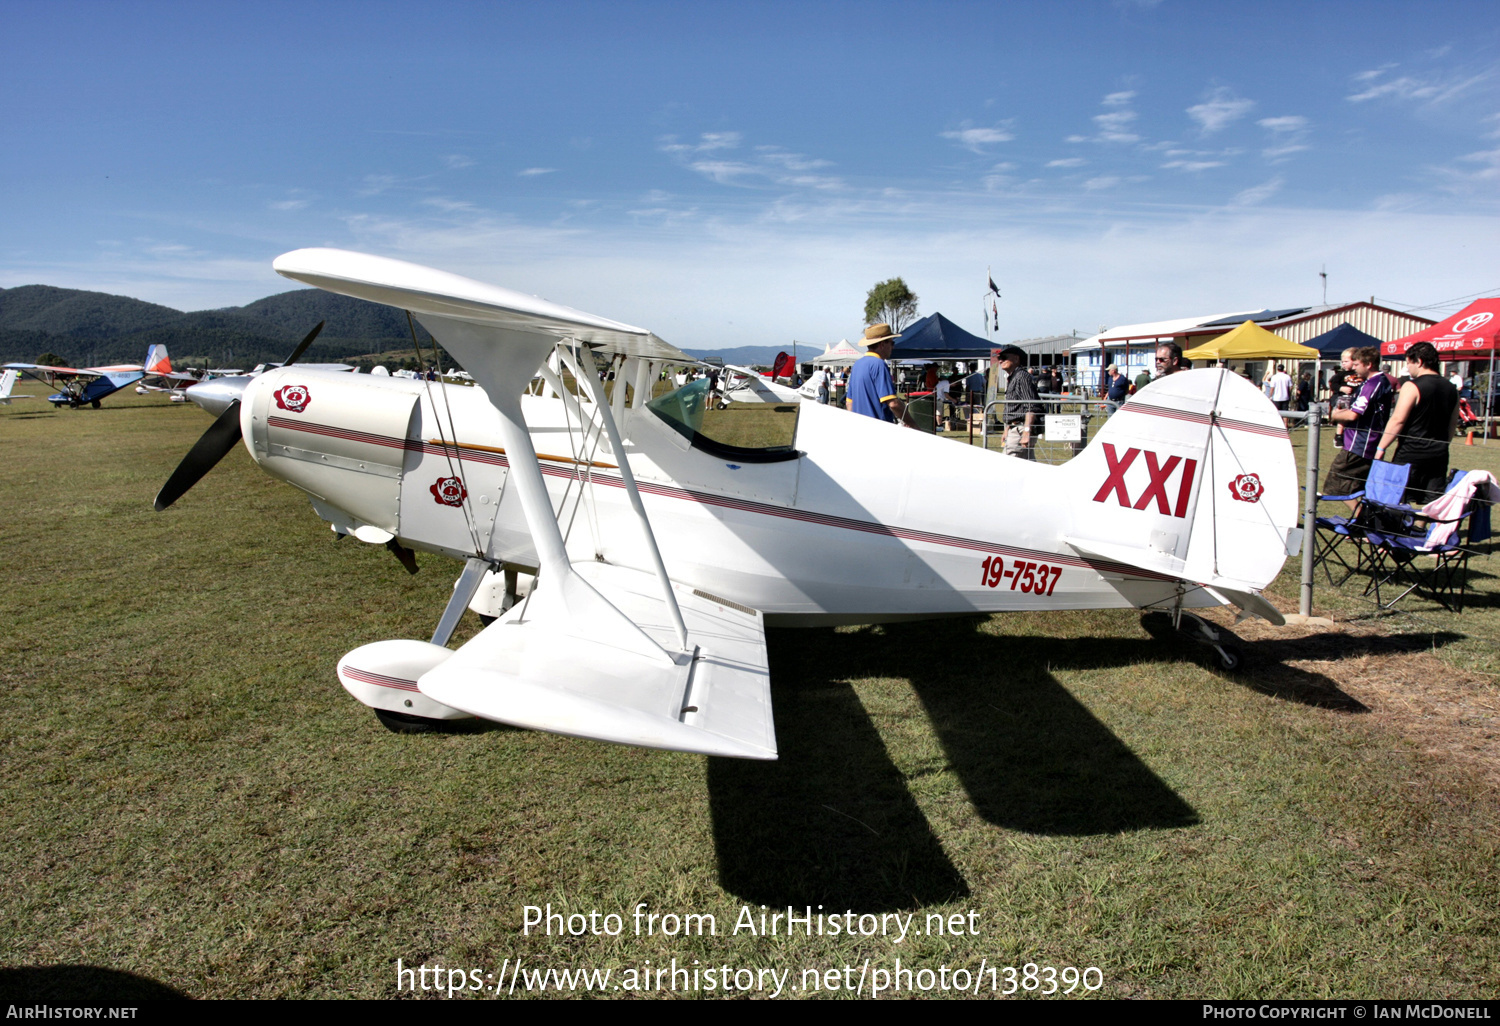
153, 399, 244, 511
153, 320, 325, 512
281, 320, 325, 368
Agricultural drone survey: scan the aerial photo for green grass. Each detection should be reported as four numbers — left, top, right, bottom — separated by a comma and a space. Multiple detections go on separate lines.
1, 387, 1498, 1000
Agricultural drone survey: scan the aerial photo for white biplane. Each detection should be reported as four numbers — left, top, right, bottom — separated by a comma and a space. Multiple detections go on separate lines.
157, 249, 1301, 761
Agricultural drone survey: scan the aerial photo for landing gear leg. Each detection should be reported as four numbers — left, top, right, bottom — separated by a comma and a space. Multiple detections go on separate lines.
1170, 605, 1243, 672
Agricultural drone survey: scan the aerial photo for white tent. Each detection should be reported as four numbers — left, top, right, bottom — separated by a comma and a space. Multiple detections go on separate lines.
811, 338, 867, 366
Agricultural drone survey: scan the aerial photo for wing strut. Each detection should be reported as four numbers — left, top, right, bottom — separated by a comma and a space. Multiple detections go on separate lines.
571, 344, 689, 651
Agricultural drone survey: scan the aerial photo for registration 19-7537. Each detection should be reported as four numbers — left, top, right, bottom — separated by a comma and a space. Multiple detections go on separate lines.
980, 556, 1062, 596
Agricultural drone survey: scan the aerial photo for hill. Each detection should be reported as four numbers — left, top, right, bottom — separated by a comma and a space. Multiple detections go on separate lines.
0, 282, 792, 370
0, 285, 183, 340
0, 284, 417, 368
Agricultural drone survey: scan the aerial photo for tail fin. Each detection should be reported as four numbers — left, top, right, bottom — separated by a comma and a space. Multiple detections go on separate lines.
144, 344, 172, 376
1058, 369, 1299, 619
0, 368, 16, 400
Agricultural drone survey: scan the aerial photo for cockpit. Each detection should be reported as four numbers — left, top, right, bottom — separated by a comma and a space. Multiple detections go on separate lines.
646, 376, 800, 462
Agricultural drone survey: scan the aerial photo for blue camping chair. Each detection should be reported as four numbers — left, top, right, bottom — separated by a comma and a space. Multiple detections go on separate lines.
1360, 467, 1489, 612
1312, 461, 1411, 588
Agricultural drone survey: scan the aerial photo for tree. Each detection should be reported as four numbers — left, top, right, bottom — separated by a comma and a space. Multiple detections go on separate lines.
36, 352, 66, 367
864, 278, 918, 331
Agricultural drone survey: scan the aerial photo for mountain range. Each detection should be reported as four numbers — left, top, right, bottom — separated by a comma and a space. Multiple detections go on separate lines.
0, 283, 788, 369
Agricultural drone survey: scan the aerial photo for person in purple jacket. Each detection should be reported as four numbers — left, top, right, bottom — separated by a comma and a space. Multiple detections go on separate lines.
1322, 347, 1393, 510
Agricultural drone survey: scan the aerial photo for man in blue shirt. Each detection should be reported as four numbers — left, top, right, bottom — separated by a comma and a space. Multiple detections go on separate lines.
847, 322, 903, 422
1104, 364, 1129, 414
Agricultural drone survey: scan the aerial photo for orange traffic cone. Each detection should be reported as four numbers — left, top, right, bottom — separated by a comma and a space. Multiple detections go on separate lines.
1466, 430, 1475, 445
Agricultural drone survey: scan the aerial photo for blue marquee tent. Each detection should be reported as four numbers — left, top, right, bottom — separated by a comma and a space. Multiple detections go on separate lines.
1304, 322, 1384, 360
888, 313, 993, 360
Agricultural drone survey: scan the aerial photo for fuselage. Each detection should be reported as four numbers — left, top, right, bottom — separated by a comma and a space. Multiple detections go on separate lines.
226, 367, 1217, 625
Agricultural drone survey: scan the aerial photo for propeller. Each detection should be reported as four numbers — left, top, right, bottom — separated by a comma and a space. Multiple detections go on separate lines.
153, 321, 323, 511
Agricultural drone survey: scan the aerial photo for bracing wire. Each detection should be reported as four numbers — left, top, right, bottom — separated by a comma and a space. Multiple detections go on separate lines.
406, 311, 484, 556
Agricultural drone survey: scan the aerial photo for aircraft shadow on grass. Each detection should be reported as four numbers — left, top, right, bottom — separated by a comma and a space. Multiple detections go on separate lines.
706, 615, 1446, 909
0, 965, 188, 1001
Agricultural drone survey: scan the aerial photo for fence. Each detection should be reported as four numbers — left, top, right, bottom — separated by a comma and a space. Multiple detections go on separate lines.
975, 396, 1119, 466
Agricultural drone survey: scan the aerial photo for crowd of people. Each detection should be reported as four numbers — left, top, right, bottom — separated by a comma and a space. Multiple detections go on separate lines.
1322, 341, 1461, 505
787, 326, 1468, 500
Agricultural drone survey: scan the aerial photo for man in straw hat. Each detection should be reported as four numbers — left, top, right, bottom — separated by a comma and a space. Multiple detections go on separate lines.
846, 322, 904, 422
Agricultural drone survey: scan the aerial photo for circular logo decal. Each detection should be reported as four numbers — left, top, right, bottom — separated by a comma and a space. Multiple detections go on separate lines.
1228, 473, 1264, 503
1453, 311, 1494, 334
431, 476, 468, 507
273, 384, 311, 413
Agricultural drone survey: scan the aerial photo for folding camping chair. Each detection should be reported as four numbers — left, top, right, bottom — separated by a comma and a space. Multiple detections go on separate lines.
1360, 467, 1490, 612
1311, 461, 1410, 588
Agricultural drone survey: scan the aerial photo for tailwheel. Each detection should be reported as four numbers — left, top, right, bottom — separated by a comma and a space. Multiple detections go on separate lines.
1141, 610, 1244, 673
374, 708, 453, 734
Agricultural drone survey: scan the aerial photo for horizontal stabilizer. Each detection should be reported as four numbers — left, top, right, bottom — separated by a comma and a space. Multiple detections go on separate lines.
417, 562, 777, 760
1065, 537, 1284, 625
1203, 585, 1285, 626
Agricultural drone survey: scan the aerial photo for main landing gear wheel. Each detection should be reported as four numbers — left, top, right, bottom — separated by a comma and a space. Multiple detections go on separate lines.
1216, 645, 1243, 673
374, 708, 452, 734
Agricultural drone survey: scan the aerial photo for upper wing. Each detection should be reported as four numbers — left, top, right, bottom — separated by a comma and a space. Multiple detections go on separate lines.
273, 248, 693, 363
5, 362, 95, 377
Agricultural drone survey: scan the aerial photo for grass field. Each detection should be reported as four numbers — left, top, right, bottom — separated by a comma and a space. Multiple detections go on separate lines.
1, 384, 1498, 1000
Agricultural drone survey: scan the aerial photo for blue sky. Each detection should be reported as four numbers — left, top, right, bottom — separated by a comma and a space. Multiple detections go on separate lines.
3, 0, 1497, 348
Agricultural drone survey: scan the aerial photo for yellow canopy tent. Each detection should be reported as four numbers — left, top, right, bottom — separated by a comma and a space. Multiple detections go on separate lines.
1183, 320, 1319, 361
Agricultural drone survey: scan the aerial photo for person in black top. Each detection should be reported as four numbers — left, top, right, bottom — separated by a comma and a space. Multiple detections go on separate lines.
997, 345, 1042, 459
1375, 341, 1460, 504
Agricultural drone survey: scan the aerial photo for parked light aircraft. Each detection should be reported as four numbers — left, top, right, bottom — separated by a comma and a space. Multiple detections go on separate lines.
6, 344, 189, 408
157, 249, 1301, 760
0, 368, 36, 405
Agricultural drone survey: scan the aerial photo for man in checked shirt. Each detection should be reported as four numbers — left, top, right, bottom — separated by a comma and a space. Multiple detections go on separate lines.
997, 345, 1042, 460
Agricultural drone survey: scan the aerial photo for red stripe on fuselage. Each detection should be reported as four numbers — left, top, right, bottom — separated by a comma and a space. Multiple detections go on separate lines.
269, 417, 1177, 583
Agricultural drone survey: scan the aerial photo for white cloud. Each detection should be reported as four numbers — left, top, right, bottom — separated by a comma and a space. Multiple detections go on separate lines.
1047, 158, 1087, 168
517, 167, 556, 177
1257, 115, 1311, 163
1084, 175, 1120, 190
12, 194, 1500, 352
660, 132, 743, 155
1347, 65, 1495, 104
756, 148, 833, 172
666, 134, 843, 190
1093, 109, 1140, 143
421, 197, 479, 212
442, 154, 476, 169
357, 174, 399, 197
1161, 160, 1225, 172
1187, 88, 1255, 134
1431, 147, 1500, 195
688, 160, 755, 185
1102, 91, 1136, 107
696, 132, 742, 151
1233, 177, 1284, 206
268, 199, 309, 211
941, 125, 1016, 152
1258, 116, 1308, 133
